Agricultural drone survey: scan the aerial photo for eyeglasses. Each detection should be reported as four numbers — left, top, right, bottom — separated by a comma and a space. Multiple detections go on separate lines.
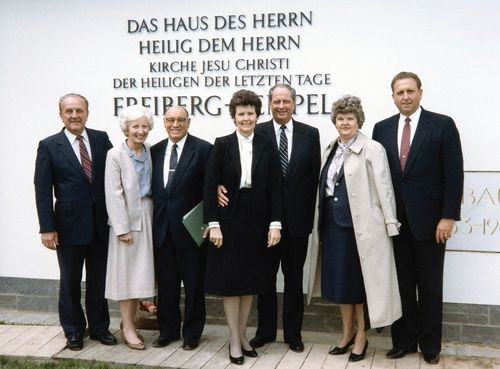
164, 117, 188, 125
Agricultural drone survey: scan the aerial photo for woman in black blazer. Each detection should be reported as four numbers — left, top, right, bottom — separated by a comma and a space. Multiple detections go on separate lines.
204, 89, 283, 365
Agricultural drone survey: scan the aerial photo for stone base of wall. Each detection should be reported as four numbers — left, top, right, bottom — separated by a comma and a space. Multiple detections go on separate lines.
1, 276, 499, 345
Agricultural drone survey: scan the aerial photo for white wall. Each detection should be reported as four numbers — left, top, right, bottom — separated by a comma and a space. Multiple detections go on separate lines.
1, 0, 499, 304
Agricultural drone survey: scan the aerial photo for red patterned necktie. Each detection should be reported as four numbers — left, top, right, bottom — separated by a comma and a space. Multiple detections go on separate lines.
399, 117, 411, 170
77, 135, 92, 182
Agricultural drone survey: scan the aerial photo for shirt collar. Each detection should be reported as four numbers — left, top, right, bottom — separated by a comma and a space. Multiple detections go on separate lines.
167, 133, 188, 152
272, 119, 293, 134
64, 128, 89, 143
122, 141, 146, 161
400, 106, 422, 125
236, 131, 254, 142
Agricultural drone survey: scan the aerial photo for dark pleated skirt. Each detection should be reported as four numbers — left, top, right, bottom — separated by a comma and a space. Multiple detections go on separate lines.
320, 197, 365, 304
205, 189, 274, 296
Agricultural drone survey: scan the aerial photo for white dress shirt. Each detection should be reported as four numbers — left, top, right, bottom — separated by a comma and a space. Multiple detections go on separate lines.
397, 106, 421, 154
163, 134, 187, 187
236, 131, 253, 188
273, 119, 293, 160
64, 128, 92, 162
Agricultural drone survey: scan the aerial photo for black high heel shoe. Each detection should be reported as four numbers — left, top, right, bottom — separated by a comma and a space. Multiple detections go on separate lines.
349, 339, 368, 362
242, 346, 258, 357
229, 344, 244, 365
329, 334, 356, 355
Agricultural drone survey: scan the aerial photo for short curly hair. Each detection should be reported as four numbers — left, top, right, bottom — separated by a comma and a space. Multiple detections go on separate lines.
331, 95, 365, 128
119, 105, 155, 136
229, 89, 262, 119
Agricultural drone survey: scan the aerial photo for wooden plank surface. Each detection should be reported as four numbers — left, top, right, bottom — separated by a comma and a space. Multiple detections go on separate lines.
11, 326, 63, 357
301, 343, 330, 369
0, 325, 29, 349
32, 329, 67, 358
136, 338, 183, 366
193, 341, 230, 369
322, 349, 349, 369
275, 342, 311, 369
0, 326, 37, 355
2, 323, 500, 369
370, 348, 396, 369
393, 352, 420, 369
159, 340, 204, 368
54, 337, 99, 359
180, 336, 227, 369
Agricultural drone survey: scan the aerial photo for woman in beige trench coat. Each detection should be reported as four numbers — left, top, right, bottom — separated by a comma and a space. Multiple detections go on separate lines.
307, 96, 402, 362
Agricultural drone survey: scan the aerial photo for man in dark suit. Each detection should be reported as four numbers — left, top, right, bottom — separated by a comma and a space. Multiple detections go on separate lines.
151, 106, 212, 350
34, 93, 116, 350
372, 72, 464, 364
220, 84, 321, 352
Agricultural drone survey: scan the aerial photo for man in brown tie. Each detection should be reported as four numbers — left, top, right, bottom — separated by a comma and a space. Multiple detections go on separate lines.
34, 93, 115, 351
372, 72, 464, 364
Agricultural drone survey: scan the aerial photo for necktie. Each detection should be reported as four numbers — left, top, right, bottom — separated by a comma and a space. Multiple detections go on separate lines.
279, 125, 288, 176
167, 143, 178, 187
400, 117, 411, 170
76, 135, 92, 182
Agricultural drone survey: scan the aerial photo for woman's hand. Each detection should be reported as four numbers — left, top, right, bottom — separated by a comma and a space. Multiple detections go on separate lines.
267, 228, 281, 247
217, 185, 229, 207
119, 232, 134, 245
208, 227, 223, 248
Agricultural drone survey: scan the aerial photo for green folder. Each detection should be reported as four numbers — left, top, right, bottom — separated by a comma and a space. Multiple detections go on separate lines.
182, 201, 206, 247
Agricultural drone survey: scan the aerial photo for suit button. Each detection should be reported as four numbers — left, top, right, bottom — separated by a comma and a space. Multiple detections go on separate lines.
333, 197, 338, 201
335, 182, 339, 187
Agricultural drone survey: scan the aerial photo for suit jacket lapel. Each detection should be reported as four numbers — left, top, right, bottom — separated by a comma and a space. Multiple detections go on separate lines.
386, 116, 401, 175
319, 141, 336, 201
404, 109, 430, 175
155, 139, 168, 190
87, 129, 101, 182
287, 120, 302, 178
228, 133, 242, 179
56, 130, 88, 181
251, 133, 264, 177
168, 135, 194, 194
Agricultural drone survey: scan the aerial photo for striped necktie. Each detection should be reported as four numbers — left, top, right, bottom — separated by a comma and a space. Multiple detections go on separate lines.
76, 135, 92, 182
279, 125, 288, 176
167, 143, 178, 187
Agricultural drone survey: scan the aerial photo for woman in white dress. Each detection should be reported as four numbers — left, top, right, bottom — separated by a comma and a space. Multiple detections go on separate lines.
105, 105, 156, 350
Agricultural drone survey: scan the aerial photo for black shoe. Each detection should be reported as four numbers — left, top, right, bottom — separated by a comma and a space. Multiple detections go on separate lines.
66, 335, 83, 351
249, 336, 275, 348
229, 345, 244, 365
329, 334, 356, 355
423, 354, 440, 364
288, 341, 305, 353
349, 339, 368, 362
89, 331, 117, 346
386, 347, 417, 359
153, 336, 176, 348
182, 340, 199, 350
242, 346, 258, 357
